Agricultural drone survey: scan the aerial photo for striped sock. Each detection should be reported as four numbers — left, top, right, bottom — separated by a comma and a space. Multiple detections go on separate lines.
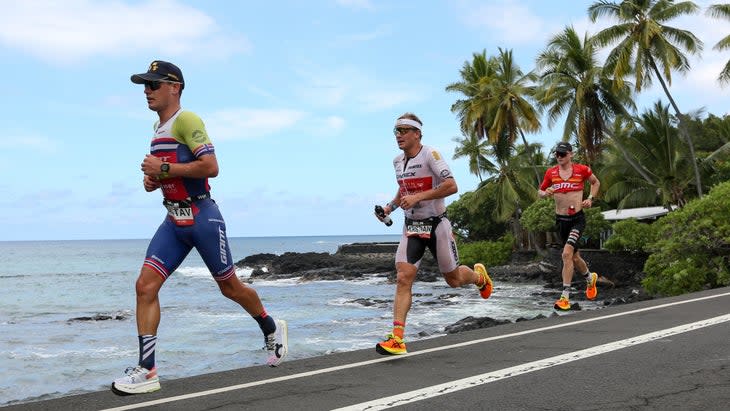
254, 309, 276, 336
392, 321, 405, 339
138, 335, 157, 370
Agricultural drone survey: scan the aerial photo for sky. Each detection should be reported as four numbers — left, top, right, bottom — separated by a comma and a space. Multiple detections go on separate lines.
0, 0, 727, 241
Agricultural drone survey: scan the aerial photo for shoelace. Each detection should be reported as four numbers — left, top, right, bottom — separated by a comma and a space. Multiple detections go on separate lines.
383, 333, 403, 345
264, 334, 277, 351
125, 366, 143, 375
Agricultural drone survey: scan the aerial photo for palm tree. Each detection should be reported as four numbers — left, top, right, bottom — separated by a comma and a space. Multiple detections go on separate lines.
707, 3, 730, 84
486, 48, 543, 185
534, 26, 635, 163
446, 49, 542, 185
601, 101, 695, 209
451, 130, 494, 182
445, 50, 498, 141
477, 138, 538, 249
588, 0, 705, 197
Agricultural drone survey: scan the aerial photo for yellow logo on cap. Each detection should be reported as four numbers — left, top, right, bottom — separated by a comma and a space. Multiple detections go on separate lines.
432, 151, 441, 160
149, 61, 159, 72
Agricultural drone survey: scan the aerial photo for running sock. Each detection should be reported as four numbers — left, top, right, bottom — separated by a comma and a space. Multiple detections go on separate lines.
253, 309, 277, 336
583, 271, 592, 280
138, 335, 157, 371
392, 321, 405, 339
561, 284, 571, 299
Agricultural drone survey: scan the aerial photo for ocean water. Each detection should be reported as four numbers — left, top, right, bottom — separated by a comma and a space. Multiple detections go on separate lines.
0, 235, 560, 406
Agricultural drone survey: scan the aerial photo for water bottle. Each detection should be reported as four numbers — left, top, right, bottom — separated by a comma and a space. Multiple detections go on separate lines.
374, 205, 393, 226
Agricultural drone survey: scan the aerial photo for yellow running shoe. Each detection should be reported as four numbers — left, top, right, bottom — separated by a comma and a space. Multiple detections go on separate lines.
586, 272, 598, 300
474, 263, 493, 299
554, 296, 571, 311
376, 333, 407, 355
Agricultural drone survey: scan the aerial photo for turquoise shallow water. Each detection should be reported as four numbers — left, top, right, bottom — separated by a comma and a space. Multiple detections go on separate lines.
0, 235, 556, 405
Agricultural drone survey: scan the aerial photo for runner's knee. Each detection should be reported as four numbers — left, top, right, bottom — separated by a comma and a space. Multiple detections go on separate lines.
135, 274, 162, 300
395, 266, 417, 287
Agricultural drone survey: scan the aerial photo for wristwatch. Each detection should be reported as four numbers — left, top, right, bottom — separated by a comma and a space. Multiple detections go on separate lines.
160, 163, 170, 174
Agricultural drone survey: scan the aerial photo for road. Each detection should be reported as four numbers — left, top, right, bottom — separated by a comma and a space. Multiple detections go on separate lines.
4, 287, 730, 410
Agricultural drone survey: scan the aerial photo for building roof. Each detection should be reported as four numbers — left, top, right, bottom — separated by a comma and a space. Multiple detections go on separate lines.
601, 206, 672, 221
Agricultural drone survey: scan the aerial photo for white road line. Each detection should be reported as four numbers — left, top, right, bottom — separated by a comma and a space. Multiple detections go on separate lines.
334, 314, 730, 411
101, 290, 730, 411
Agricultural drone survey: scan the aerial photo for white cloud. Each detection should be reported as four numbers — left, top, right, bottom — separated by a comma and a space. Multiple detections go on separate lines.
204, 108, 306, 140
330, 25, 392, 47
335, 0, 375, 11
0, 0, 250, 64
303, 115, 346, 137
458, 0, 547, 44
3, 133, 59, 153
293, 65, 424, 112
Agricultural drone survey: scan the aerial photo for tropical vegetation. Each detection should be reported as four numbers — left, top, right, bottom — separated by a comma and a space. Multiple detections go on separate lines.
446, 1, 730, 296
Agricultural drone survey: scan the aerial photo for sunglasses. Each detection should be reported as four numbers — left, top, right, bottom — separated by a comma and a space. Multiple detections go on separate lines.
556, 152, 570, 158
393, 127, 417, 135
143, 80, 180, 91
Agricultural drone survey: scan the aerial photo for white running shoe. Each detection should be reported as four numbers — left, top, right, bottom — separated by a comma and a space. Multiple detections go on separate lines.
265, 319, 288, 367
111, 366, 161, 395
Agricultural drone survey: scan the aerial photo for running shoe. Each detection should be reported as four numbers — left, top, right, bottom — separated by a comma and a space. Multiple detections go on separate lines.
474, 263, 493, 299
265, 319, 288, 367
376, 333, 407, 355
554, 296, 571, 311
111, 366, 160, 395
586, 272, 598, 300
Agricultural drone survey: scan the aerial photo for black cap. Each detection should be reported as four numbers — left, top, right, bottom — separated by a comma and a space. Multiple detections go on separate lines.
555, 142, 573, 153
131, 60, 184, 88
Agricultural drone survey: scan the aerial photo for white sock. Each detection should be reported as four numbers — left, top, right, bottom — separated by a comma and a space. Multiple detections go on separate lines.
561, 285, 571, 299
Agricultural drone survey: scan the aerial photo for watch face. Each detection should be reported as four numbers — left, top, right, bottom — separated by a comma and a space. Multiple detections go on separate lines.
161, 163, 170, 173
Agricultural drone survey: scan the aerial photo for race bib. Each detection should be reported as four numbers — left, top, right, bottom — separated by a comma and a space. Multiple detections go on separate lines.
165, 202, 194, 226
406, 220, 432, 239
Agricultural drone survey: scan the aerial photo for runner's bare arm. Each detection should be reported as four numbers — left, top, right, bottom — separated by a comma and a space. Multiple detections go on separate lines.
142, 153, 219, 179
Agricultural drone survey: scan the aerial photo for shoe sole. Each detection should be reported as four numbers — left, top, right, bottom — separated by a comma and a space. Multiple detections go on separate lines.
375, 344, 406, 355
110, 380, 161, 396
268, 319, 288, 367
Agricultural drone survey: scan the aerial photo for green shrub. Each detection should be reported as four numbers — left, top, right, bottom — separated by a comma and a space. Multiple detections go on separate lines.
521, 199, 610, 247
520, 198, 554, 232
603, 218, 658, 253
457, 234, 514, 267
642, 181, 730, 296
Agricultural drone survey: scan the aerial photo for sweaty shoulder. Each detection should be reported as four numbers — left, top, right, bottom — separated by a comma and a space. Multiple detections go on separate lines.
172, 111, 211, 147
575, 163, 593, 177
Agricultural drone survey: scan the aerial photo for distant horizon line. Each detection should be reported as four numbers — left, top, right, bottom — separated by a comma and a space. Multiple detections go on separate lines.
0, 233, 401, 243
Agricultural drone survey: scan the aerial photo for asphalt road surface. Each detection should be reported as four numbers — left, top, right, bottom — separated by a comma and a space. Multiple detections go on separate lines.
4, 287, 730, 411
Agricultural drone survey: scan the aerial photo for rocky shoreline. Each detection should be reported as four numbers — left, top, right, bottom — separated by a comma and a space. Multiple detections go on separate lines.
235, 242, 653, 334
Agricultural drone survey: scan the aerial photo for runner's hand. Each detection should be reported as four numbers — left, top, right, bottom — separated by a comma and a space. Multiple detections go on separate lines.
143, 175, 161, 192
141, 154, 163, 177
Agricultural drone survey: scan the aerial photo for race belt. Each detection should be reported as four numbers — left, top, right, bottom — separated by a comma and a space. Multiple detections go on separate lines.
405, 213, 445, 239
162, 192, 210, 226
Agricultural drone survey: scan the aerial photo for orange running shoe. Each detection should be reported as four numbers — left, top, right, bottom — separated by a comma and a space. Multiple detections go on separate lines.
376, 333, 407, 355
586, 272, 598, 300
554, 296, 571, 311
474, 263, 493, 299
